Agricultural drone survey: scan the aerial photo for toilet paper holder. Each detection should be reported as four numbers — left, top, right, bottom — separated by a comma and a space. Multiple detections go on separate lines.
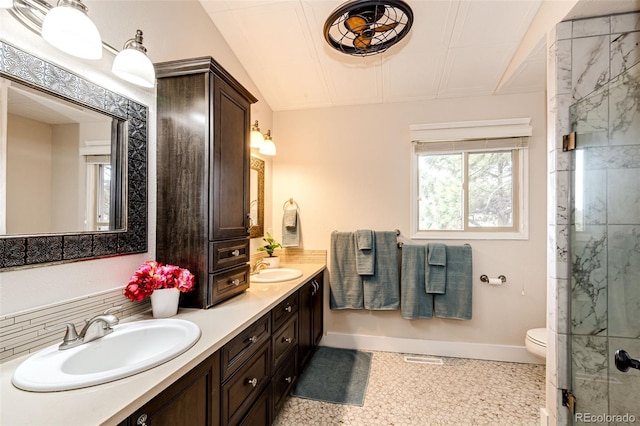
480, 274, 507, 284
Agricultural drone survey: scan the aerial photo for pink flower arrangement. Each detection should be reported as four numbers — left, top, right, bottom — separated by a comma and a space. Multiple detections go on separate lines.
124, 260, 195, 302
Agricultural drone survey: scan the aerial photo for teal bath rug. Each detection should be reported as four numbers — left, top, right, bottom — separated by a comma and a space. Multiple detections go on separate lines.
291, 346, 372, 406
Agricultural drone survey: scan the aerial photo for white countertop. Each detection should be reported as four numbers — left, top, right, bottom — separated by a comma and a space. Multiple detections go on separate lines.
0, 263, 325, 426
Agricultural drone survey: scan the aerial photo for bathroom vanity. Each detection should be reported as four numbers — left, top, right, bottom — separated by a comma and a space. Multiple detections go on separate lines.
0, 264, 325, 426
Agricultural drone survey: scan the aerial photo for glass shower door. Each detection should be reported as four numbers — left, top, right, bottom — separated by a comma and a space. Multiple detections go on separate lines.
569, 59, 640, 424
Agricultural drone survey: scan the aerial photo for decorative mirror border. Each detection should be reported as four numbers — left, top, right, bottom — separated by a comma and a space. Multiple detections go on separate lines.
249, 156, 265, 238
0, 41, 148, 269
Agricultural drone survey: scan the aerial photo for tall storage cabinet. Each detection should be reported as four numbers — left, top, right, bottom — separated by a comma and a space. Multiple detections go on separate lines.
156, 57, 257, 308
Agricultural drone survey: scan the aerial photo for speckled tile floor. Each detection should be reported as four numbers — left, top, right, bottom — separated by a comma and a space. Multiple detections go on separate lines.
273, 350, 545, 426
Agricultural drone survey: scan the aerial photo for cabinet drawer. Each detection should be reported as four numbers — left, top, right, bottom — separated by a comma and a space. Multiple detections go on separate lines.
272, 350, 297, 419
209, 264, 250, 307
222, 342, 271, 426
272, 292, 298, 332
240, 385, 271, 426
222, 313, 271, 380
210, 239, 249, 271
272, 315, 298, 370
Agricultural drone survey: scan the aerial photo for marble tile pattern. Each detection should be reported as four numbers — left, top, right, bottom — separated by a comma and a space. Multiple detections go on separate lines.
274, 351, 545, 426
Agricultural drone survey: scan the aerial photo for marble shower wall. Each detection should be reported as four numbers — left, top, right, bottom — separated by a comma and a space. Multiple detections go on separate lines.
548, 11, 640, 426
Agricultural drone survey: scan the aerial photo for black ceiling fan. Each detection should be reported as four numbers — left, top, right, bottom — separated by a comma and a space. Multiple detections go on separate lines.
323, 0, 414, 57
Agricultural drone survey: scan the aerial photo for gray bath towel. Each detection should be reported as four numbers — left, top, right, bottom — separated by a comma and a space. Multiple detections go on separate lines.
434, 245, 472, 320
400, 244, 434, 319
362, 231, 399, 310
282, 208, 300, 247
426, 243, 446, 294
329, 231, 364, 309
355, 229, 375, 275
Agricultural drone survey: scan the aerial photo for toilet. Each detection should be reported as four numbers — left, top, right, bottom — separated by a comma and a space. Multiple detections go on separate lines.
525, 328, 547, 360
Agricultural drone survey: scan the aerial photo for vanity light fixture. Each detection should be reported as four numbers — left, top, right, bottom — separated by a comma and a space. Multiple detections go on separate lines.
112, 30, 155, 88
250, 120, 265, 148
259, 130, 276, 156
41, 0, 102, 60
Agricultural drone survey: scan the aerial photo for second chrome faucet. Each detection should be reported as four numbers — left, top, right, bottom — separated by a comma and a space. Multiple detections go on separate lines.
59, 306, 121, 350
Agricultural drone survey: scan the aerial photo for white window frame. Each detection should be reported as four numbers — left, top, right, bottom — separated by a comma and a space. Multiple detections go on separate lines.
410, 118, 531, 240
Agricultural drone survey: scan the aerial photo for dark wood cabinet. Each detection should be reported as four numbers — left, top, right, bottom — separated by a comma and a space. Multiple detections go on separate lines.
119, 351, 220, 426
299, 272, 324, 369
156, 57, 257, 308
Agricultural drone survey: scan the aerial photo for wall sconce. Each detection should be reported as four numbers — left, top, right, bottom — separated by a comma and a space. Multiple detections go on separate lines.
7, 0, 155, 88
250, 120, 265, 148
41, 0, 102, 60
112, 30, 155, 88
259, 130, 276, 156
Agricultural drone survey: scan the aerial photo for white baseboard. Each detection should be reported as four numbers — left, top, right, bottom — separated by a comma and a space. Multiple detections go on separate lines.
320, 332, 545, 364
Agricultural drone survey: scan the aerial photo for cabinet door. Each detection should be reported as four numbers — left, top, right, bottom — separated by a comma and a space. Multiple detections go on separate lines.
128, 351, 220, 426
311, 273, 324, 347
210, 74, 251, 241
298, 280, 313, 369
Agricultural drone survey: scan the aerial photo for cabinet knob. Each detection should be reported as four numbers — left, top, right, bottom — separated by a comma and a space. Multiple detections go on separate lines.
231, 279, 240, 286
285, 376, 293, 384
247, 377, 258, 387
231, 249, 240, 257
283, 337, 293, 344
136, 414, 148, 426
248, 335, 258, 343
284, 305, 292, 313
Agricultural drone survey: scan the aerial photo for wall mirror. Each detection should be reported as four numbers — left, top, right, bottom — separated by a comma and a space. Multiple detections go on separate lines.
249, 156, 264, 238
0, 41, 148, 269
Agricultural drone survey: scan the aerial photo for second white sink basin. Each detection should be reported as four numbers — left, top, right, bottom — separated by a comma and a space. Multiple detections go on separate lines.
12, 318, 201, 392
251, 268, 303, 283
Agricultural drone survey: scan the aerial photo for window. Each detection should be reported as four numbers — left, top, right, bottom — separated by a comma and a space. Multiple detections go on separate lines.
410, 119, 531, 240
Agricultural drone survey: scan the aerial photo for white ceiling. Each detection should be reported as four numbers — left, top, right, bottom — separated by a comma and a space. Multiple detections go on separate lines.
200, 0, 548, 111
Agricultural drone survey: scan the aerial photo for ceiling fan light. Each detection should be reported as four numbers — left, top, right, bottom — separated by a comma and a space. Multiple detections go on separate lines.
112, 30, 155, 88
41, 0, 102, 60
250, 120, 265, 148
259, 130, 276, 156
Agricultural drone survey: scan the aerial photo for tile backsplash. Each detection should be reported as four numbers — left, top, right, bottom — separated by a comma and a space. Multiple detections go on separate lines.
0, 289, 149, 363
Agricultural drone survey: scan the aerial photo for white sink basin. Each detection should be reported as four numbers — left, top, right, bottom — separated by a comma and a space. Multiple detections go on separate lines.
12, 318, 201, 392
251, 268, 303, 283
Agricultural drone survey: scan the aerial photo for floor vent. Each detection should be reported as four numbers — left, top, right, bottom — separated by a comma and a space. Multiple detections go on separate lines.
403, 356, 444, 365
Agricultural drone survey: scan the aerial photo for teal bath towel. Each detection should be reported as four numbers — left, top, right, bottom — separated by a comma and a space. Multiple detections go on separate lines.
330, 231, 364, 309
355, 229, 375, 275
282, 208, 300, 247
362, 231, 399, 310
400, 244, 434, 319
434, 245, 472, 320
426, 243, 447, 294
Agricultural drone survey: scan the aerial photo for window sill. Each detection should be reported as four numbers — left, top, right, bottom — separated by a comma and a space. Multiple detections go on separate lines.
410, 230, 529, 241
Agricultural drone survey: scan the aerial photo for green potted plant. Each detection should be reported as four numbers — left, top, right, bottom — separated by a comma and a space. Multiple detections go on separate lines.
257, 232, 282, 268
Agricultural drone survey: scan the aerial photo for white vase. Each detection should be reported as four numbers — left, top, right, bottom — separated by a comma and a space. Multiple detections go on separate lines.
265, 256, 280, 268
150, 287, 180, 318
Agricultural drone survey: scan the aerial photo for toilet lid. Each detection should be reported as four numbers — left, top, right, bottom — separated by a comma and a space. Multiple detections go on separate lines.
527, 328, 547, 346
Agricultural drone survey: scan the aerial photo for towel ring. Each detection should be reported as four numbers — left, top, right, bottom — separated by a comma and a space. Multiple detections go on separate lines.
283, 198, 299, 210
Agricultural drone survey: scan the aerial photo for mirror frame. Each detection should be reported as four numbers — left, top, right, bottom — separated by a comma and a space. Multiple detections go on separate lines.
249, 156, 264, 238
0, 41, 148, 269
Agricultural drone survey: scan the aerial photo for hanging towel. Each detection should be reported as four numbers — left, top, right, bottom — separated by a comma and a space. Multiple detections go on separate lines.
362, 231, 399, 310
329, 231, 364, 309
400, 244, 434, 319
282, 208, 300, 247
355, 229, 375, 275
434, 245, 472, 320
426, 243, 447, 294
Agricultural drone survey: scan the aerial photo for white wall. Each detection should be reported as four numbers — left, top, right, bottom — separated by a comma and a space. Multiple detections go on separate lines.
272, 92, 547, 347
0, 1, 273, 315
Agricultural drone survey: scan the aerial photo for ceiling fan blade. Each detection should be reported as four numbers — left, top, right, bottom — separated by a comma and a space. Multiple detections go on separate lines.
375, 22, 399, 32
345, 15, 367, 33
353, 34, 373, 50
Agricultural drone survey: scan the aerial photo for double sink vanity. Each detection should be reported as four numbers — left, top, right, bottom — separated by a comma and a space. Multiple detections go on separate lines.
0, 263, 325, 425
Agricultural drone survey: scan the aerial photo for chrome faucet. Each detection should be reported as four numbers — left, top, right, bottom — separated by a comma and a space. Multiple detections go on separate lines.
251, 259, 270, 275
59, 306, 121, 350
